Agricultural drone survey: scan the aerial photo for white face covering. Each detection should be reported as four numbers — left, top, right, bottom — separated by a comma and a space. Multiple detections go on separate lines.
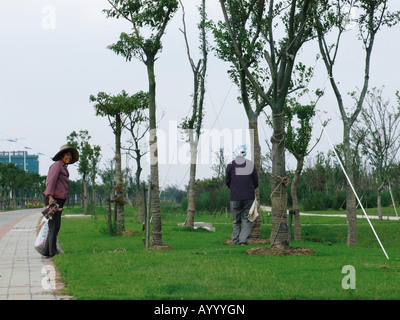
234, 145, 247, 158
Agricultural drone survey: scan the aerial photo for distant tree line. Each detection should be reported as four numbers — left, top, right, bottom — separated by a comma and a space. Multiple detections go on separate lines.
0, 163, 45, 210
289, 150, 400, 212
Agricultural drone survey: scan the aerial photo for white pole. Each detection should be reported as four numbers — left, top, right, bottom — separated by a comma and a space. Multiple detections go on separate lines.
146, 183, 151, 251
388, 182, 400, 221
321, 126, 389, 260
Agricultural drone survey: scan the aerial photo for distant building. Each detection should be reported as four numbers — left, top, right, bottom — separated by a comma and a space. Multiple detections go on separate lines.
0, 151, 39, 173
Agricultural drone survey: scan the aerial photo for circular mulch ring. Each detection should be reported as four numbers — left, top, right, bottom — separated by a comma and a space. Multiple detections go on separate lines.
248, 238, 270, 245
245, 247, 316, 256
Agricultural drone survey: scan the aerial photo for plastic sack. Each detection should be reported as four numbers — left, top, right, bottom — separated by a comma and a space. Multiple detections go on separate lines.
34, 217, 63, 255
248, 199, 259, 222
34, 218, 49, 255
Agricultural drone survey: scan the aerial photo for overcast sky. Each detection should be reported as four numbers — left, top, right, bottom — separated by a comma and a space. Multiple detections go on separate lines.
1, 0, 399, 191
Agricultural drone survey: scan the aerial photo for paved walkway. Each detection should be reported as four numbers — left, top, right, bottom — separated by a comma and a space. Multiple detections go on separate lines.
0, 209, 69, 300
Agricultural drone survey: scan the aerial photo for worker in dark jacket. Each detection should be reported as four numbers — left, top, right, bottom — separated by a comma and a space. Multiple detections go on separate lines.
226, 146, 258, 245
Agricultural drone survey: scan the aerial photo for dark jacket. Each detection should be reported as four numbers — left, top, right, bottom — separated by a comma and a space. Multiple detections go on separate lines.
226, 156, 259, 201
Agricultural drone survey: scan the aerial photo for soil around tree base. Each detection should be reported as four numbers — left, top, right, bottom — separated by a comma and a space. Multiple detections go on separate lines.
151, 244, 174, 250
245, 246, 316, 256
224, 238, 270, 245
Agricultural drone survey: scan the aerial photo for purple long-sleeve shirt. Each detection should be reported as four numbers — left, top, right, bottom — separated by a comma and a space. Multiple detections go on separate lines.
226, 157, 259, 201
43, 160, 70, 199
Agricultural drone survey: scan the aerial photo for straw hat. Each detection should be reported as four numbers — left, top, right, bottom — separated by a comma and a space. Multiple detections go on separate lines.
52, 145, 79, 164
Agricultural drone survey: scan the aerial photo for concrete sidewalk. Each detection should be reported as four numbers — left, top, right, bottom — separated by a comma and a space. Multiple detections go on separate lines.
0, 210, 69, 300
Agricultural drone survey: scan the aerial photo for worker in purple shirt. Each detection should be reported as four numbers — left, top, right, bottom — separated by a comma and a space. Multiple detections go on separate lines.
42, 145, 79, 257
226, 146, 258, 245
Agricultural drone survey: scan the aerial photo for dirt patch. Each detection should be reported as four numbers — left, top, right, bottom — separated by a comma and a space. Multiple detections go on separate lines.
224, 238, 270, 245
248, 238, 270, 245
245, 246, 316, 256
93, 248, 127, 254
150, 244, 174, 250
121, 230, 140, 237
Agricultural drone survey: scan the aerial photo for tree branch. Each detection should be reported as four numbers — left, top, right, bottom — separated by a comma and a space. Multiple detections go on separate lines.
219, 0, 272, 106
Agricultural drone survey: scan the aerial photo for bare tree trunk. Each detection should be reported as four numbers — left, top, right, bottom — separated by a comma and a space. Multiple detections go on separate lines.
346, 186, 357, 246
92, 190, 97, 218
291, 157, 304, 241
12, 190, 16, 210
91, 177, 97, 217
185, 165, 196, 228
137, 184, 145, 224
377, 184, 383, 220
147, 55, 164, 247
149, 130, 162, 246
185, 132, 198, 228
270, 110, 289, 249
344, 125, 357, 246
248, 120, 262, 241
83, 179, 89, 215
115, 114, 125, 234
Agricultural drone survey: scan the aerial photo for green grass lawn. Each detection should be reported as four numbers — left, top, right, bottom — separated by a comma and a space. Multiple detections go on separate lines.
54, 204, 400, 300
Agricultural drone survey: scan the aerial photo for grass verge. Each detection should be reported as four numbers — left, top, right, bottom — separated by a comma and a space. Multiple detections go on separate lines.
54, 204, 400, 300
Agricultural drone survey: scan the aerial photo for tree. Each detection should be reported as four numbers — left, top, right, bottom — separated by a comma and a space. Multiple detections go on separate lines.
104, 0, 179, 247
90, 90, 147, 233
211, 148, 227, 180
67, 130, 101, 215
313, 0, 400, 245
88, 145, 102, 216
121, 91, 149, 224
98, 159, 116, 202
218, 0, 316, 249
179, 0, 209, 228
0, 163, 26, 209
354, 87, 400, 219
285, 95, 324, 240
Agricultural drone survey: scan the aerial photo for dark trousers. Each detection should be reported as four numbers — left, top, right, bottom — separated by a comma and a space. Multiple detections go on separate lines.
231, 199, 253, 244
43, 197, 65, 257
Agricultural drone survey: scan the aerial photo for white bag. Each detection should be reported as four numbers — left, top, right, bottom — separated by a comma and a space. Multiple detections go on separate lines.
248, 199, 259, 222
34, 217, 63, 255
34, 218, 49, 255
